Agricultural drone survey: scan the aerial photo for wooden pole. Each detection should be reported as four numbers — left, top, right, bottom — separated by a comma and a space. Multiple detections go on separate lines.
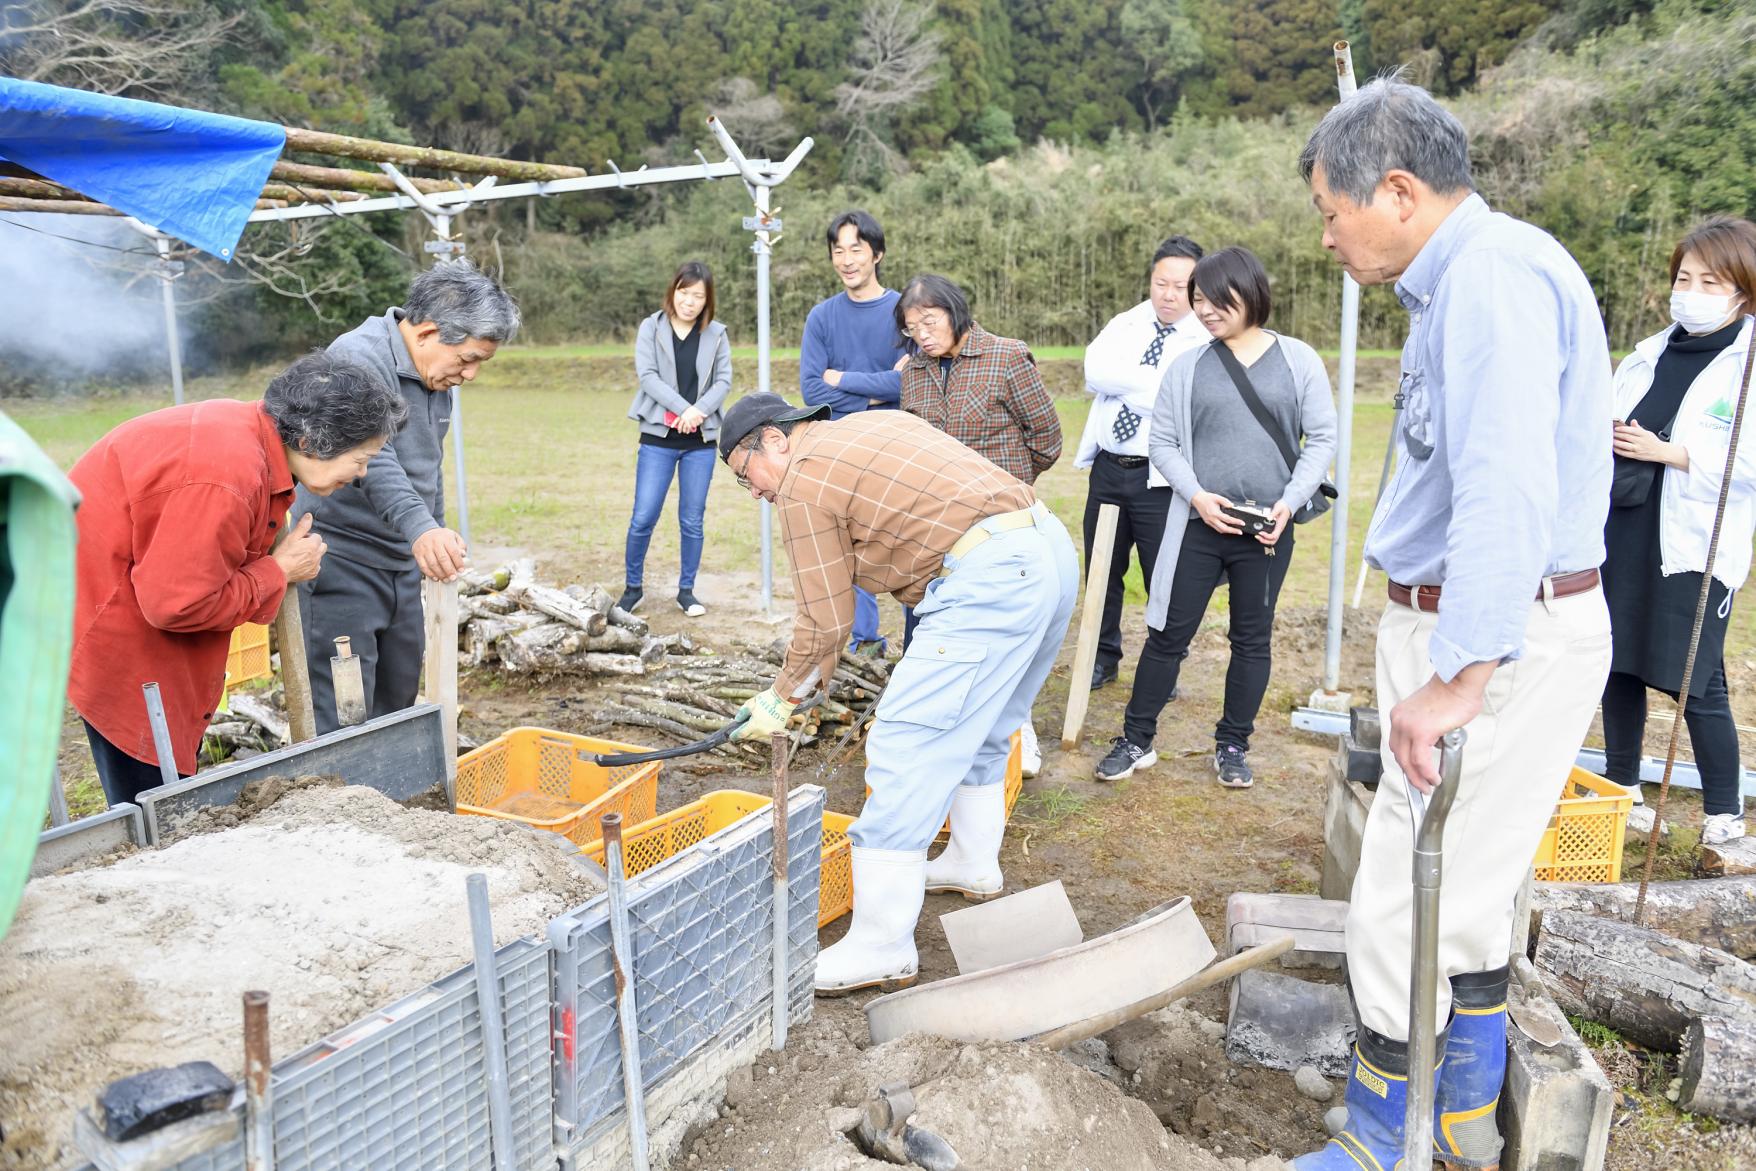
282, 127, 588, 182
270, 160, 466, 194
273, 594, 317, 744
423, 579, 461, 802
0, 177, 90, 200
1061, 503, 1119, 751
0, 197, 119, 215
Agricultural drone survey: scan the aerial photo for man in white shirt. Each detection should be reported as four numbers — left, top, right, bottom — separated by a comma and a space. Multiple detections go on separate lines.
1076, 235, 1206, 689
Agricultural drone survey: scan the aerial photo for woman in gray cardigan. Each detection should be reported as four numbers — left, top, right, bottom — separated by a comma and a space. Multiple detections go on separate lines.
621, 261, 733, 616
1095, 246, 1338, 788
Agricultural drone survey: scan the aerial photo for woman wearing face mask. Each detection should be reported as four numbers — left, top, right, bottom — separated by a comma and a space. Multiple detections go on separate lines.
1601, 216, 1756, 846
1094, 246, 1337, 789
623, 261, 733, 617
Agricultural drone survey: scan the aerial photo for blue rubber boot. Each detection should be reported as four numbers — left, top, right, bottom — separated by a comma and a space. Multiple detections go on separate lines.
1434, 965, 1509, 1168
1294, 1024, 1421, 1170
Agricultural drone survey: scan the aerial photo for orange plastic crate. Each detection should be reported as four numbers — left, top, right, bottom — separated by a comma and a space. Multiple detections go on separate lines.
227, 623, 274, 686
1532, 767, 1633, 882
580, 790, 857, 927
455, 728, 661, 847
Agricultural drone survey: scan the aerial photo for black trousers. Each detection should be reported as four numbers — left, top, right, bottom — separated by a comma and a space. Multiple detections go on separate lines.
1083, 451, 1176, 672
299, 555, 426, 735
85, 720, 186, 808
1123, 521, 1293, 752
1601, 666, 1744, 816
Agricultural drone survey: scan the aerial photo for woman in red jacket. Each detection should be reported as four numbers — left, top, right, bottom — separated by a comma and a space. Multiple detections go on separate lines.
67, 351, 408, 805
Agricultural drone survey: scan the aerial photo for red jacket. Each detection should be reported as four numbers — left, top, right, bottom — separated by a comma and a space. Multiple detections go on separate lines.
68, 400, 294, 775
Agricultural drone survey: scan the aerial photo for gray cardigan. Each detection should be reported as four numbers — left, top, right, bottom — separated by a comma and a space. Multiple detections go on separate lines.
1145, 333, 1339, 630
628, 310, 733, 441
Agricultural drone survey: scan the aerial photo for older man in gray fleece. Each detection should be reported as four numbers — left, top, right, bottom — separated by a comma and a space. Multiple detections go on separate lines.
295, 259, 520, 732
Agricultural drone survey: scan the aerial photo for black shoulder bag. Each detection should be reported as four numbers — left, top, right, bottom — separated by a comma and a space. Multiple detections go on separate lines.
1209, 340, 1338, 524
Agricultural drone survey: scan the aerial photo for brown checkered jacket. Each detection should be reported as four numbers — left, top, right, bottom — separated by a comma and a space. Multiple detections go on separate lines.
900, 323, 1063, 484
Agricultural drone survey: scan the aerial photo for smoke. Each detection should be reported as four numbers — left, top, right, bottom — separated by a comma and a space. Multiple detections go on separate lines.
0, 214, 183, 388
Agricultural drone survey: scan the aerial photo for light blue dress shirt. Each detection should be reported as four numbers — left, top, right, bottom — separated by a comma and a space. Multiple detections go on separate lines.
1363, 193, 1613, 682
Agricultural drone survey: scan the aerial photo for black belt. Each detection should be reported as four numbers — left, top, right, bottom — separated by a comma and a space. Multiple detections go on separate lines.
1100, 451, 1149, 469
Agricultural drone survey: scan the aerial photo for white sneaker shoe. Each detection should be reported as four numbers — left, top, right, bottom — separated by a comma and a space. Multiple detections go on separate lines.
1017, 721, 1041, 779
1703, 813, 1747, 845
814, 846, 926, 995
925, 783, 1006, 901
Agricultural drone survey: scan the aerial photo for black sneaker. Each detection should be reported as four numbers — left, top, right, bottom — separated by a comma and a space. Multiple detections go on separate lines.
676, 589, 706, 617
1214, 743, 1253, 789
1095, 737, 1157, 781
1090, 661, 1119, 690
616, 586, 644, 613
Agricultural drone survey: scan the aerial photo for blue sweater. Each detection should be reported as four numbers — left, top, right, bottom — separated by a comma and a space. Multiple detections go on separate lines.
799, 290, 906, 418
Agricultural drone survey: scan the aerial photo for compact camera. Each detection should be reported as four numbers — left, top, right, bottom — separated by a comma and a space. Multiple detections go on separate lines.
1219, 499, 1276, 536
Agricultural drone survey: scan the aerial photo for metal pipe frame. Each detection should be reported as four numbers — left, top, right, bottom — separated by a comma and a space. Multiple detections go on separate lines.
1323, 42, 1359, 692
466, 873, 518, 1171
769, 732, 791, 1051
601, 812, 651, 1171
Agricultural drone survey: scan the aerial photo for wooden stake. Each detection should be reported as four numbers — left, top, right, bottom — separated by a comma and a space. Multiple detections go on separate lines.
423, 579, 461, 801
1061, 503, 1119, 751
283, 127, 588, 182
273, 593, 317, 744
270, 159, 465, 194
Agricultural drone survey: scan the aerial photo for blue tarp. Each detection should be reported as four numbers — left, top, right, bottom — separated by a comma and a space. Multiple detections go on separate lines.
0, 78, 285, 261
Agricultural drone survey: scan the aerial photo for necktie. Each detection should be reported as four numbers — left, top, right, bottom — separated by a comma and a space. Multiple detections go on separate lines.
1141, 321, 1175, 367
1112, 405, 1141, 444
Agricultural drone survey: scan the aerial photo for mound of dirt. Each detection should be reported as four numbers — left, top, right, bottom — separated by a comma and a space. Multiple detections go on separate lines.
681, 1014, 1291, 1171
0, 782, 601, 1170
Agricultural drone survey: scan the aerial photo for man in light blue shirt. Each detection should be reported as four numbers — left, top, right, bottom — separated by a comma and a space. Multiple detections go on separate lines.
1293, 80, 1613, 1171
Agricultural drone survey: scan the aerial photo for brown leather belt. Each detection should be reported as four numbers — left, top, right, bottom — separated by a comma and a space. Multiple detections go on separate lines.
1388, 568, 1600, 614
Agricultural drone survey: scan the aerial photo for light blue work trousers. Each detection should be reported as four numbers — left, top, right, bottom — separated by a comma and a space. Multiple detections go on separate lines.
852, 503, 1079, 850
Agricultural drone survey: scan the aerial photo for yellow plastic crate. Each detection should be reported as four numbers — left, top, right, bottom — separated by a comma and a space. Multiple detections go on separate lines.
1532, 767, 1633, 882
867, 730, 1025, 840
227, 623, 274, 686
580, 790, 857, 927
455, 728, 661, 847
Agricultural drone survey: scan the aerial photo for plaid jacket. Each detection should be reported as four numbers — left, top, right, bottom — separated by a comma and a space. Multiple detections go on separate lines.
901, 323, 1063, 484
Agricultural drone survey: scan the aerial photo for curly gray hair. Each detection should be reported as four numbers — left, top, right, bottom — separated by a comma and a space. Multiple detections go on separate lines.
263, 351, 408, 459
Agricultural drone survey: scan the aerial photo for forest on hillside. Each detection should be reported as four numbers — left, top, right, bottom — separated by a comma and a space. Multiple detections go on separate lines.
1, 0, 1752, 370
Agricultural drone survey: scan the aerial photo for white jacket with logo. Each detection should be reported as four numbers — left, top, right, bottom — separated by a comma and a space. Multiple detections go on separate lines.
1610, 315, 1756, 590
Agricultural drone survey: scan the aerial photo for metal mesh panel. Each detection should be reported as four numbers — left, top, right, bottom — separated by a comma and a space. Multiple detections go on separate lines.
550, 787, 824, 1144
166, 940, 554, 1171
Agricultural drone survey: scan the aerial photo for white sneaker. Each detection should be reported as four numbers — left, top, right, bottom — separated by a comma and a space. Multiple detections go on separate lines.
1017, 721, 1041, 779
1610, 779, 1645, 806
925, 783, 1006, 900
1703, 813, 1747, 845
814, 846, 926, 995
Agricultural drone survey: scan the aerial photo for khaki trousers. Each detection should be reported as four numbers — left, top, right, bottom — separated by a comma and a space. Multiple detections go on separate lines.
1346, 588, 1612, 1039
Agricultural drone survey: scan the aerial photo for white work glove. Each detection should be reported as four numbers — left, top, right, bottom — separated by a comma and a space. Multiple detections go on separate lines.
732, 687, 797, 742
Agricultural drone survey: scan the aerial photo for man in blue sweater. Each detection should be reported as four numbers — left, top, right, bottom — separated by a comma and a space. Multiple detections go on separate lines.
800, 210, 907, 654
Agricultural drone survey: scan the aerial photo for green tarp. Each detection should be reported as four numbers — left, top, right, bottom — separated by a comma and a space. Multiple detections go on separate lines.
0, 410, 78, 939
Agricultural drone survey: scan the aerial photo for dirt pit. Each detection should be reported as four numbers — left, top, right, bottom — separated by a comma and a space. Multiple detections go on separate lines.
681, 1014, 1292, 1171
0, 778, 601, 1171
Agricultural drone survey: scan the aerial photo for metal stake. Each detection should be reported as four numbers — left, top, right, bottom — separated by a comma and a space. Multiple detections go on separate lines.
1405, 729, 1466, 1171
770, 731, 791, 1051
466, 873, 517, 1171
330, 636, 368, 727
602, 812, 651, 1171
153, 236, 185, 406
1323, 41, 1359, 691
243, 990, 274, 1171
47, 761, 70, 828
141, 682, 179, 790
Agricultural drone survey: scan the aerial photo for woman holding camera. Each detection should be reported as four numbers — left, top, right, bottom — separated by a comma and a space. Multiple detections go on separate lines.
1095, 246, 1336, 788
622, 261, 732, 617
1600, 217, 1756, 846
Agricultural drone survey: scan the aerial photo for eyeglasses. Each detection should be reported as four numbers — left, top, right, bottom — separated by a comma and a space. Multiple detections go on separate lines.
730, 444, 757, 489
901, 313, 944, 339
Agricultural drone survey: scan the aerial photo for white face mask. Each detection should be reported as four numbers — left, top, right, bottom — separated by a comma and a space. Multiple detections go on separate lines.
1671, 290, 1738, 334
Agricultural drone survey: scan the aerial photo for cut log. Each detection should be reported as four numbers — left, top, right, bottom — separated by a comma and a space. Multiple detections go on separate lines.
656, 632, 697, 656
562, 583, 615, 614
227, 695, 290, 746
499, 577, 607, 636
463, 612, 546, 666
1679, 1014, 1756, 1122
1533, 876, 1756, 959
1532, 910, 1756, 1051
607, 605, 649, 636
493, 624, 652, 676
462, 591, 519, 618
1700, 836, 1756, 878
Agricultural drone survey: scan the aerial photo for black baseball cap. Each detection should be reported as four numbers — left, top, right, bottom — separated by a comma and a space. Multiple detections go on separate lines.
716, 393, 831, 460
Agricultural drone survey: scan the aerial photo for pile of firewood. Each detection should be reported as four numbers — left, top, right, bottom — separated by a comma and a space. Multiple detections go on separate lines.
459, 559, 682, 676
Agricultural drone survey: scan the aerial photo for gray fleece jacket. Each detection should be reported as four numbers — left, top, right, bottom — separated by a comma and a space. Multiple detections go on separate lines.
295, 308, 446, 571
1145, 333, 1338, 631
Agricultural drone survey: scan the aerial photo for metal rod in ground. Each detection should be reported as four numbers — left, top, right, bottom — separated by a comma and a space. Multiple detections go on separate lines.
141, 682, 179, 789
153, 236, 185, 406
47, 761, 69, 828
465, 873, 518, 1171
602, 813, 651, 1171
770, 730, 791, 1051
243, 990, 274, 1171
1323, 40, 1359, 690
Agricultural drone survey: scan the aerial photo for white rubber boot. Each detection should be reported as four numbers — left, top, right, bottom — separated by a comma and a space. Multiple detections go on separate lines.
814, 846, 927, 996
924, 783, 1006, 901
1018, 721, 1042, 778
